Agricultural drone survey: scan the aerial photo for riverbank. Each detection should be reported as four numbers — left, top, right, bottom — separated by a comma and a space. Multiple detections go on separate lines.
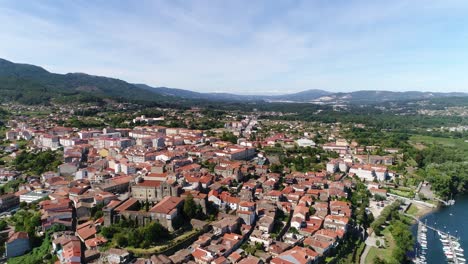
406, 202, 438, 220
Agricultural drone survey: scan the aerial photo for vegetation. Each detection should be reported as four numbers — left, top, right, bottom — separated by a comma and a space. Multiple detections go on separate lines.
350, 178, 374, 229
220, 132, 238, 144
13, 150, 62, 175
410, 135, 468, 198
8, 224, 66, 264
368, 214, 414, 264
101, 218, 169, 249
183, 194, 203, 220
370, 201, 401, 236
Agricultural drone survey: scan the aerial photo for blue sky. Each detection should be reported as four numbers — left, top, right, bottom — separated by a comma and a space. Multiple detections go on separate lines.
1, 0, 468, 94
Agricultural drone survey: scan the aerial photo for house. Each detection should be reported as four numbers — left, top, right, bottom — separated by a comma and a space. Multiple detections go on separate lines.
304, 236, 334, 255
291, 205, 309, 229
238, 256, 262, 264
369, 187, 387, 198
329, 201, 352, 217
249, 229, 273, 247
270, 246, 318, 264
212, 215, 241, 235
257, 215, 275, 233
300, 216, 323, 236
60, 237, 82, 264
40, 198, 74, 231
5, 232, 30, 258
192, 247, 216, 264
237, 201, 256, 225
76, 221, 98, 242
326, 160, 339, 173
324, 215, 349, 231
107, 248, 131, 264
264, 190, 283, 202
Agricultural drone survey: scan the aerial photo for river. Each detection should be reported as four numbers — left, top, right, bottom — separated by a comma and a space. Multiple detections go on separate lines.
413, 195, 468, 264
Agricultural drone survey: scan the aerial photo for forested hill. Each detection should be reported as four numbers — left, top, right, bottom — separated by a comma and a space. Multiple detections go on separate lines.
0, 58, 466, 105
0, 58, 178, 105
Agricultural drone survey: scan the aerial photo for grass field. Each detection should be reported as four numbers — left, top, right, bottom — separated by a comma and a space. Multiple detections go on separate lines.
410, 135, 468, 160
389, 189, 415, 198
406, 203, 419, 216
365, 228, 397, 264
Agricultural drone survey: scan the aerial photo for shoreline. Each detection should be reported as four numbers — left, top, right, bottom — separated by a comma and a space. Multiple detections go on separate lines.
407, 201, 440, 222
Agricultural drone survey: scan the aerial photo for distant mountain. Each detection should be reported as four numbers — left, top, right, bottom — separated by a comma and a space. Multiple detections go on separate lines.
315, 90, 468, 103
136, 84, 331, 102
267, 89, 332, 102
137, 84, 466, 104
0, 58, 466, 105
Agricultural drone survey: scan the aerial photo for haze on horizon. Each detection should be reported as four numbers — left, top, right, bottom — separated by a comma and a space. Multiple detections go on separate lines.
1, 0, 468, 94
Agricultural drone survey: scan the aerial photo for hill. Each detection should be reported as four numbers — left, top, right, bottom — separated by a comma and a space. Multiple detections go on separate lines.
0, 58, 466, 105
0, 58, 174, 105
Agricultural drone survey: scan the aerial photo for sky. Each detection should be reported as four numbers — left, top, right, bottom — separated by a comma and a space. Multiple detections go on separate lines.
1, 0, 468, 94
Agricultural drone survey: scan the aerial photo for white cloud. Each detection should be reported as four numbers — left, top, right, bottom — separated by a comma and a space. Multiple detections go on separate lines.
0, 0, 468, 93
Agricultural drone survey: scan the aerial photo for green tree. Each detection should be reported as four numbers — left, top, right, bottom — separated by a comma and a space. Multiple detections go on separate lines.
183, 194, 197, 219
0, 220, 7, 231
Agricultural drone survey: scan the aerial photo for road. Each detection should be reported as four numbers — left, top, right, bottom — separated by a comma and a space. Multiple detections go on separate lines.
360, 244, 371, 264
360, 233, 384, 264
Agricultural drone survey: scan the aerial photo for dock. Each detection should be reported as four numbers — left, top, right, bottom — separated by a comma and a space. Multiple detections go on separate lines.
408, 214, 465, 264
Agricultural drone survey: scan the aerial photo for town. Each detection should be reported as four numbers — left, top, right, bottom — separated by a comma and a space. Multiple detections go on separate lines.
0, 101, 432, 264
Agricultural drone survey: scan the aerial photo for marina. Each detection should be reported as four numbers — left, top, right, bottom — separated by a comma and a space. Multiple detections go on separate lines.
413, 196, 468, 264
413, 218, 466, 264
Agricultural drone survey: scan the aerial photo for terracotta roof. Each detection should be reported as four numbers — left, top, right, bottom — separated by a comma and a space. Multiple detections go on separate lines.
115, 198, 138, 212
135, 180, 162, 187
149, 196, 183, 214
77, 222, 97, 241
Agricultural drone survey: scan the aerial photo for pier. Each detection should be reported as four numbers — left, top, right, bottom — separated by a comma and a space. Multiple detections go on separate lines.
408, 214, 465, 264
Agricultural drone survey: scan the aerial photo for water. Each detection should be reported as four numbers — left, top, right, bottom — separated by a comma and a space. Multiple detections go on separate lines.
414, 195, 468, 264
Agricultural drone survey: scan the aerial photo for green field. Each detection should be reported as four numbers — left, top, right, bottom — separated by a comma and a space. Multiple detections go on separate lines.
410, 135, 468, 159
365, 228, 397, 264
405, 204, 419, 216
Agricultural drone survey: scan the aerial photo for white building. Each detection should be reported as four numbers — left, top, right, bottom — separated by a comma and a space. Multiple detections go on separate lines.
20, 191, 49, 203
295, 138, 316, 148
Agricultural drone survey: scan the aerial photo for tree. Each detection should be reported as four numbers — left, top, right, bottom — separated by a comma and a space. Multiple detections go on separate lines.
0, 220, 7, 231
183, 194, 197, 219
309, 206, 316, 216
115, 233, 128, 247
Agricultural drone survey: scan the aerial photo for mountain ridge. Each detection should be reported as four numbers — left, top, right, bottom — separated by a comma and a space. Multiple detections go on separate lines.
0, 58, 466, 104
